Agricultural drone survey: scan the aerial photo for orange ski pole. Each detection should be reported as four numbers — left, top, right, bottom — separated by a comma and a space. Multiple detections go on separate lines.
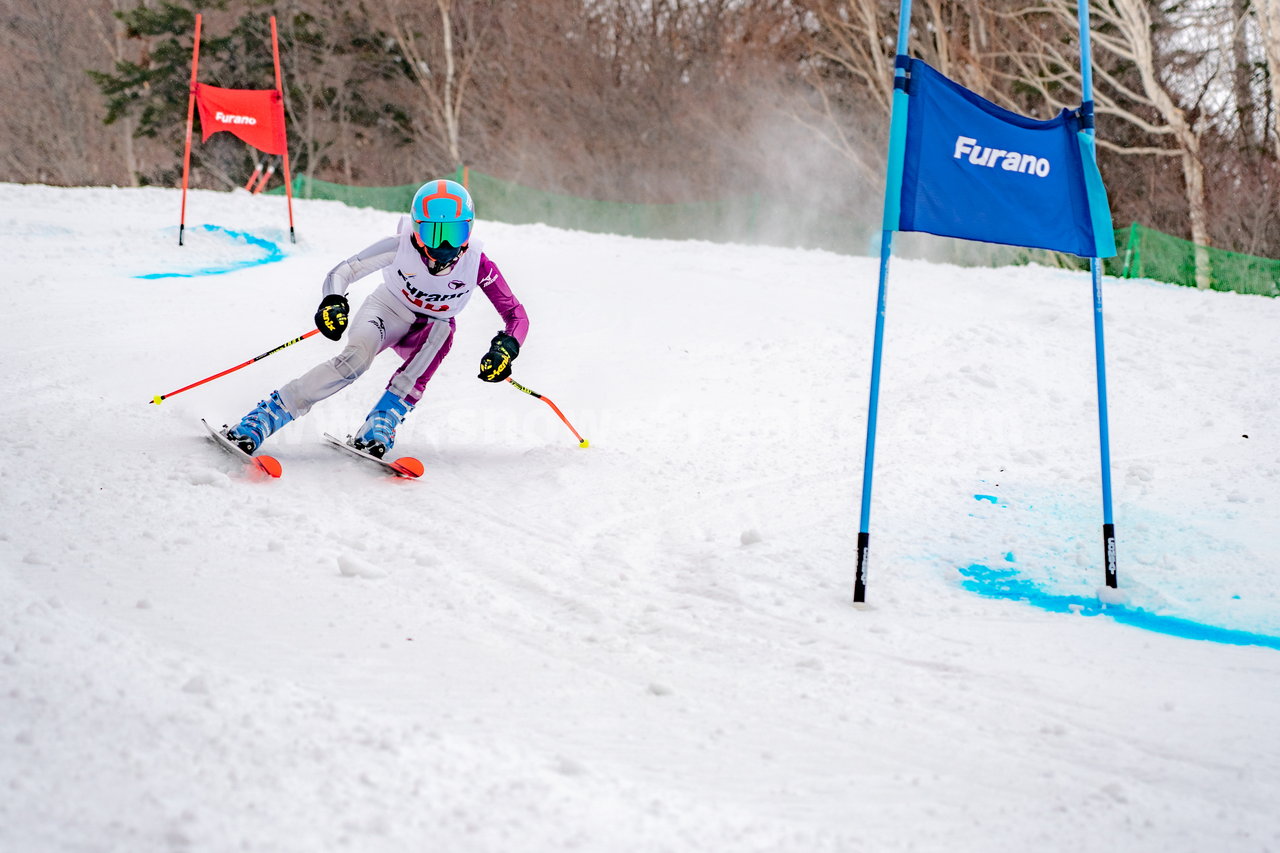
150, 329, 319, 405
506, 378, 589, 448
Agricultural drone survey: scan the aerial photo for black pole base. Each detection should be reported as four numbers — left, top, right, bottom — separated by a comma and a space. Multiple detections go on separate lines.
178, 224, 185, 247
1103, 523, 1117, 588
854, 531, 870, 603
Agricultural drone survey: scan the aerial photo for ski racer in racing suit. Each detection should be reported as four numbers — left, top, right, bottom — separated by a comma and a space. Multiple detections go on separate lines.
223, 178, 527, 458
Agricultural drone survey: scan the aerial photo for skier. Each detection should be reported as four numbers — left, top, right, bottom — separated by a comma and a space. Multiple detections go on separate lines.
222, 178, 527, 458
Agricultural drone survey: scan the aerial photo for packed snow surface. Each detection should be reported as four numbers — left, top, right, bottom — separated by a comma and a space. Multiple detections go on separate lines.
2, 183, 1278, 852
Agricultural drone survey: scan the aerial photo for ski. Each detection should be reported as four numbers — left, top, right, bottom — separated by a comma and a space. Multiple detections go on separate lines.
201, 418, 283, 478
322, 433, 423, 479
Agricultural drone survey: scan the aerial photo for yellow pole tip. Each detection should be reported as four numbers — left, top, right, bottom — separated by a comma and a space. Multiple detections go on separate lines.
152, 395, 164, 405
579, 439, 590, 448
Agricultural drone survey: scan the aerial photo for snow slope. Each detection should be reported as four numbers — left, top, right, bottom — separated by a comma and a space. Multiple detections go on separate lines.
1, 183, 1278, 852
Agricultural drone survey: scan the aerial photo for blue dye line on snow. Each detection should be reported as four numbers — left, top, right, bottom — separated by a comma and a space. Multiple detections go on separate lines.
136, 225, 284, 279
958, 563, 1280, 650
962, 493, 1279, 650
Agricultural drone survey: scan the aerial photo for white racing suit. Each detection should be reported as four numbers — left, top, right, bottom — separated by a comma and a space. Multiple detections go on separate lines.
276, 216, 528, 418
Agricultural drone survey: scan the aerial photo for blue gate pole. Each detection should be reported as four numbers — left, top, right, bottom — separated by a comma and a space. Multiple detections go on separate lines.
1077, 0, 1119, 588
855, 0, 914, 604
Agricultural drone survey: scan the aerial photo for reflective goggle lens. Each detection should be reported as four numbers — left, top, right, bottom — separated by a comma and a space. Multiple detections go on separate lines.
415, 219, 472, 249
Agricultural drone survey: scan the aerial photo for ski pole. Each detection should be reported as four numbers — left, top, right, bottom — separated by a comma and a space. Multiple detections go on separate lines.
506, 377, 589, 448
149, 329, 319, 405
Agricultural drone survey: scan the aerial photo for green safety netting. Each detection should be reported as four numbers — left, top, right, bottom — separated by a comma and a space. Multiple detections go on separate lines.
270, 168, 869, 255
895, 224, 1279, 298
273, 173, 422, 215
1111, 222, 1280, 297
271, 174, 1277, 297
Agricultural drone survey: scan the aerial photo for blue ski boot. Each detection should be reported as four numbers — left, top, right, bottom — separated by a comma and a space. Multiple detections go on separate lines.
225, 391, 293, 454
353, 390, 412, 459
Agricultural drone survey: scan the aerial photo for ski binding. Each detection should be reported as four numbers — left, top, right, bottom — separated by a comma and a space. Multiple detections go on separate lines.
201, 418, 282, 478
322, 432, 423, 479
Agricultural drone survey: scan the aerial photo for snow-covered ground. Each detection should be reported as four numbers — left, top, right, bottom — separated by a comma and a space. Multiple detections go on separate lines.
1, 182, 1278, 852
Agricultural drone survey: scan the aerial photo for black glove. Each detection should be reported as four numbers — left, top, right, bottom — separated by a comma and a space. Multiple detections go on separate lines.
315, 294, 349, 341
478, 332, 520, 382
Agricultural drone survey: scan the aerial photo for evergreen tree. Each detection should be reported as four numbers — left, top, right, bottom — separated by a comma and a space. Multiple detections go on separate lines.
90, 0, 408, 188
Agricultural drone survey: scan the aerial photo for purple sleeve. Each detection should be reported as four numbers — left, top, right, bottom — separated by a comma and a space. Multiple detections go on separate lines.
478, 253, 529, 345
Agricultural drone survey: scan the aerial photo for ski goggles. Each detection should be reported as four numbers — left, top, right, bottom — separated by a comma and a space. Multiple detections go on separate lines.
414, 218, 472, 249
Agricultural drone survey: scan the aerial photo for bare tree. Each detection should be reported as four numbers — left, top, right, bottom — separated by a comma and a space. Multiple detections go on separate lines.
793, 0, 1017, 188
269, 1, 402, 186
994, 0, 1219, 286
1258, 0, 1280, 159
5, 0, 1279, 263
0, 0, 138, 185
1231, 0, 1260, 146
87, 0, 146, 185
378, 0, 491, 168
792, 0, 894, 185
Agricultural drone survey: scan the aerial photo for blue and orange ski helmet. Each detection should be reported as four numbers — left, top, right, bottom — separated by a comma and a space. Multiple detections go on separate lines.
410, 179, 474, 274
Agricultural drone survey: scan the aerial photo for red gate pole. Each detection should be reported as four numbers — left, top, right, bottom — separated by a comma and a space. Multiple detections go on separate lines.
270, 16, 296, 243
243, 160, 264, 191
178, 13, 202, 247
252, 159, 277, 195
